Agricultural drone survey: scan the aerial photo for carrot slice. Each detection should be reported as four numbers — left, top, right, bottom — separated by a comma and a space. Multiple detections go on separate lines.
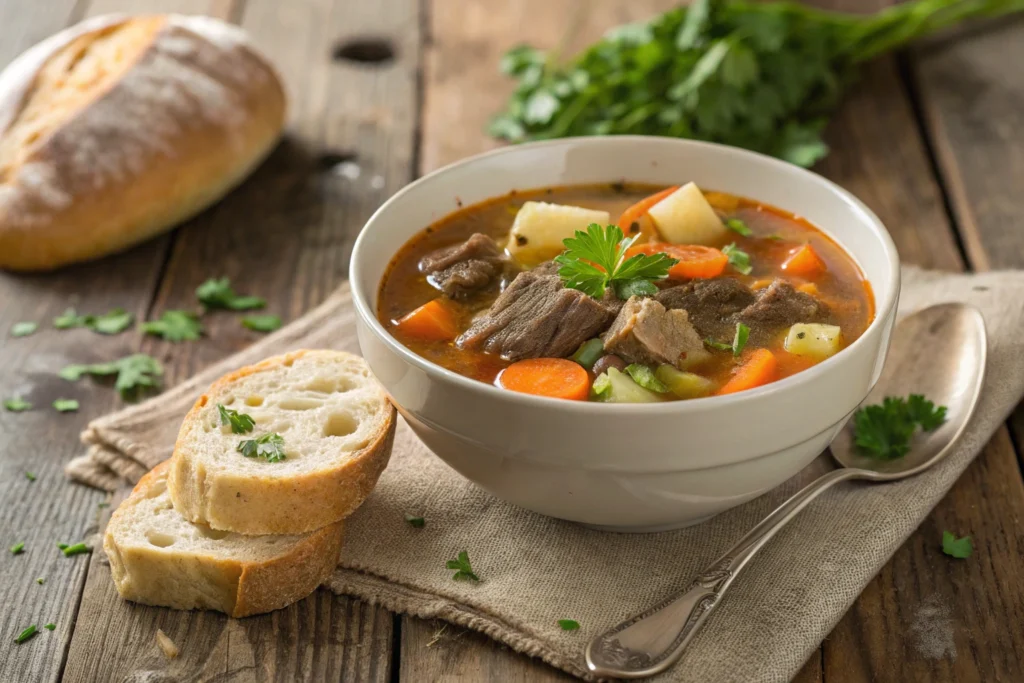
617, 186, 679, 241
716, 349, 778, 395
626, 243, 727, 280
498, 358, 591, 401
394, 299, 460, 342
781, 244, 826, 278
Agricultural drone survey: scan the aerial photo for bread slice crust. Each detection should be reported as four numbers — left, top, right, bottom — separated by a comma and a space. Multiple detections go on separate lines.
104, 461, 344, 618
168, 349, 396, 535
0, 14, 286, 271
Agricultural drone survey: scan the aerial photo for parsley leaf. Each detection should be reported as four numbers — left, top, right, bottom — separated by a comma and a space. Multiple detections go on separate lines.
11, 322, 37, 337
722, 243, 752, 275
555, 224, 676, 299
15, 625, 37, 644
732, 322, 750, 356
942, 531, 972, 559
558, 619, 581, 631
25, 472, 36, 482
43, 623, 55, 631
61, 542, 90, 557
725, 218, 753, 237
705, 338, 732, 352
52, 399, 79, 413
60, 354, 163, 400
4, 397, 31, 412
625, 364, 669, 393
853, 394, 947, 460
237, 433, 287, 462
405, 514, 426, 528
446, 550, 480, 581
36, 578, 44, 585
10, 542, 24, 555
196, 278, 266, 311
52, 308, 133, 334
218, 404, 255, 434
53, 308, 93, 329
241, 315, 282, 333
140, 310, 203, 342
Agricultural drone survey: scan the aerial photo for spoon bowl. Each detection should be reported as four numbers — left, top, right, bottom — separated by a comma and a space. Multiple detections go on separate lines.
586, 302, 988, 679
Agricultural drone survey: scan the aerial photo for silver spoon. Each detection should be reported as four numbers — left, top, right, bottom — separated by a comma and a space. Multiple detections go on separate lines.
586, 302, 987, 679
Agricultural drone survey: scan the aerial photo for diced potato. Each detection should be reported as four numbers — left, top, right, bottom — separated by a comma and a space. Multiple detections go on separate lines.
594, 367, 664, 403
647, 182, 727, 245
784, 323, 843, 360
507, 202, 611, 266
655, 365, 715, 399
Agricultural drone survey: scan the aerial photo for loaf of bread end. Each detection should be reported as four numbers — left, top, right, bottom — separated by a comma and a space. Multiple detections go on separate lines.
0, 14, 286, 271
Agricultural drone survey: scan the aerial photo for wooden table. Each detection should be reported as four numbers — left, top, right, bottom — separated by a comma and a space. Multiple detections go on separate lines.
2, 0, 1023, 680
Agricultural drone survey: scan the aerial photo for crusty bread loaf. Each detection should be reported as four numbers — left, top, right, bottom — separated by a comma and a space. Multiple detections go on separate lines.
0, 14, 286, 271
168, 350, 396, 535
104, 461, 343, 617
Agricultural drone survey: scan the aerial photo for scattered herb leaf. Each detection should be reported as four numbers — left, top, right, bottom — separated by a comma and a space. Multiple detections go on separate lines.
4, 397, 31, 412
62, 543, 89, 557
52, 399, 79, 413
731, 322, 750, 357
43, 623, 55, 631
60, 354, 163, 400
625, 364, 669, 393
196, 278, 266, 311
446, 550, 480, 582
722, 243, 752, 275
10, 542, 24, 555
853, 394, 947, 460
942, 531, 973, 559
56, 543, 68, 551
405, 514, 426, 528
241, 315, 282, 333
766, 234, 784, 241
218, 404, 255, 434
237, 433, 287, 462
558, 619, 581, 631
140, 310, 203, 342
705, 338, 733, 352
15, 625, 37, 644
36, 578, 44, 585
725, 218, 753, 237
25, 472, 36, 482
555, 224, 676, 299
53, 308, 91, 329
11, 322, 37, 337
53, 308, 133, 334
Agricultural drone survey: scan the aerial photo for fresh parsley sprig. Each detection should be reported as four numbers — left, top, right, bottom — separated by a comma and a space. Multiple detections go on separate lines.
60, 354, 163, 401
140, 310, 203, 342
555, 224, 676, 299
218, 404, 255, 434
722, 243, 752, 275
237, 433, 287, 462
853, 394, 947, 460
196, 278, 266, 311
446, 550, 480, 582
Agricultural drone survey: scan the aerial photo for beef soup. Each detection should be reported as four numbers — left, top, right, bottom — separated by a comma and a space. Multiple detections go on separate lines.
377, 182, 874, 402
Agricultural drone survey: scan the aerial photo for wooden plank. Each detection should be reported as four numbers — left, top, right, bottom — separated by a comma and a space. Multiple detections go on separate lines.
0, 3, 176, 682
61, 0, 420, 680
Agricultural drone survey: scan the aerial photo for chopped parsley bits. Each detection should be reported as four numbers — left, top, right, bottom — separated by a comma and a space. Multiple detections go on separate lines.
725, 218, 753, 237
43, 623, 55, 631
10, 542, 25, 555
15, 625, 37, 644
237, 433, 287, 462
61, 543, 90, 557
405, 514, 426, 528
446, 551, 480, 582
140, 310, 203, 342
53, 399, 79, 413
558, 619, 580, 631
722, 243, 752, 275
4, 397, 31, 412
36, 578, 44, 585
731, 323, 750, 357
241, 315, 282, 333
53, 308, 133, 334
11, 321, 37, 337
196, 277, 266, 311
942, 531, 972, 559
24, 472, 36, 482
218, 404, 255, 434
60, 354, 163, 400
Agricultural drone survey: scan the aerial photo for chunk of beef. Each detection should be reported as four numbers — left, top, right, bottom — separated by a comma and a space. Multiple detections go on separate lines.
602, 296, 710, 369
738, 279, 832, 331
457, 270, 615, 361
656, 278, 756, 340
418, 233, 515, 300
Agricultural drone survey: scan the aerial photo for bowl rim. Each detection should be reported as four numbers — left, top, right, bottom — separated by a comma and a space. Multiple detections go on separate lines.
349, 135, 901, 415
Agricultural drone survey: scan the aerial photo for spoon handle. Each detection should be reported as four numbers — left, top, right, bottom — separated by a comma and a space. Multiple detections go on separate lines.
585, 467, 861, 679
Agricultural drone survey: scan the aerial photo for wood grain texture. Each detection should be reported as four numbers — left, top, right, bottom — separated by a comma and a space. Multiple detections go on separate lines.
60, 0, 420, 680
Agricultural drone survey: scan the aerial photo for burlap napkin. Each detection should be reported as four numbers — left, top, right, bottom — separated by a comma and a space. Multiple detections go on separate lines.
66, 266, 1024, 682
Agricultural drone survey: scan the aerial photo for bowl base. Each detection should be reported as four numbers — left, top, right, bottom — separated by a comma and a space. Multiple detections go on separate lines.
581, 513, 717, 534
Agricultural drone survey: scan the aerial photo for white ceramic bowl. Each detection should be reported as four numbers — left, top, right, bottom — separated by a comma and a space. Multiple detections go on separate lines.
350, 137, 900, 532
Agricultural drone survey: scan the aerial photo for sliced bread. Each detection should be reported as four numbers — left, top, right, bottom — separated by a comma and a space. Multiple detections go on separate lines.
168, 349, 396, 535
104, 461, 343, 617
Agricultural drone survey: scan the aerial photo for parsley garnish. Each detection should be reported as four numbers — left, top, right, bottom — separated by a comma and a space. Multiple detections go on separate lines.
56, 543, 68, 551
15, 625, 37, 644
405, 514, 426, 528
942, 531, 972, 559
241, 315, 282, 333
25, 472, 36, 482
4, 397, 31, 412
488, 0, 1015, 166
558, 619, 580, 631
625, 364, 669, 393
36, 578, 44, 585
11, 321, 37, 337
53, 308, 133, 334
196, 278, 266, 311
140, 310, 203, 342
446, 550, 480, 581
725, 218, 753, 237
10, 542, 24, 555
60, 354, 163, 400
705, 339, 732, 352
722, 243, 752, 275
731, 323, 750, 356
218, 404, 255, 434
237, 433, 287, 462
43, 623, 55, 631
53, 399, 79, 413
61, 542, 90, 557
853, 394, 947, 460
555, 224, 676, 299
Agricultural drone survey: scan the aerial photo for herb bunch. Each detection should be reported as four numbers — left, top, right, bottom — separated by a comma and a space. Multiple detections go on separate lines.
490, 0, 1024, 166
853, 394, 946, 460
556, 224, 677, 299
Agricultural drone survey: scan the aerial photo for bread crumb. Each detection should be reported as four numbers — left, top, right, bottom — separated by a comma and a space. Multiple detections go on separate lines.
155, 628, 179, 659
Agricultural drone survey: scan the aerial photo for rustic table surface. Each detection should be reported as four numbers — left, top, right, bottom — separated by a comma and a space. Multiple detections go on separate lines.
2, 0, 1023, 681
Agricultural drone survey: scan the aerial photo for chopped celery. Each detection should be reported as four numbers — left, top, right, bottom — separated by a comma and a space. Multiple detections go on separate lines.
625, 364, 669, 393
592, 368, 663, 403
655, 365, 715, 399
571, 338, 605, 369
